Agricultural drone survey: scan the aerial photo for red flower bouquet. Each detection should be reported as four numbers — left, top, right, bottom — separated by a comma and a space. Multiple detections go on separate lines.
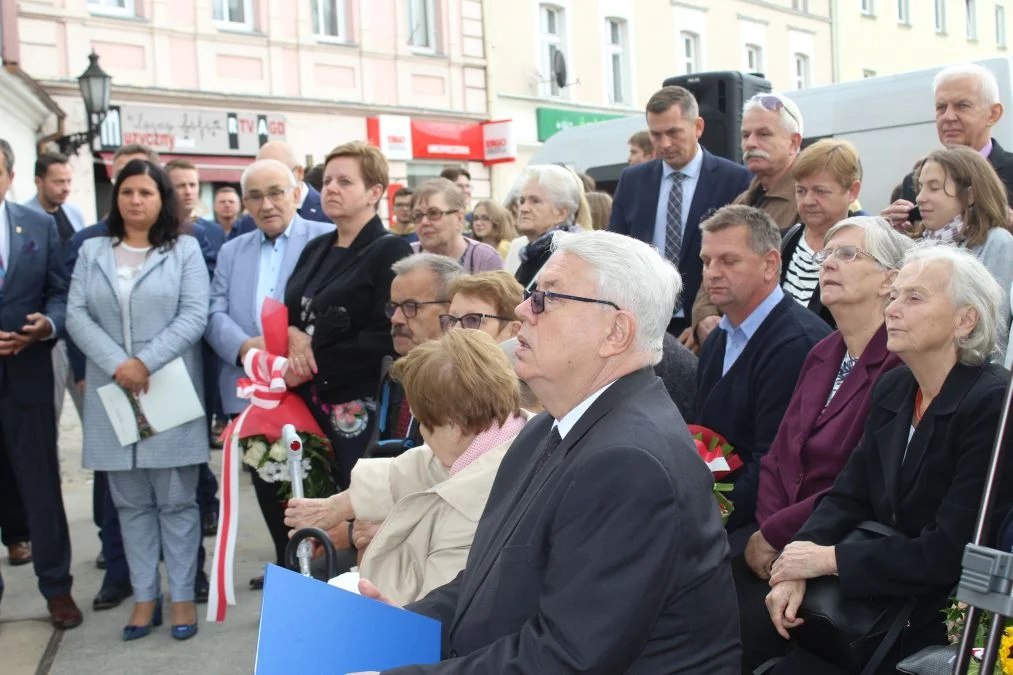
688, 425, 743, 525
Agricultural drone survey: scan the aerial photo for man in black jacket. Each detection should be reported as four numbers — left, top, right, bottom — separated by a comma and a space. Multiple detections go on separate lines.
883, 63, 1013, 229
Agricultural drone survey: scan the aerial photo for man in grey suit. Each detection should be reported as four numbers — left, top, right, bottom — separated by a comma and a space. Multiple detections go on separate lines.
358, 230, 740, 674
205, 158, 333, 588
0, 139, 82, 628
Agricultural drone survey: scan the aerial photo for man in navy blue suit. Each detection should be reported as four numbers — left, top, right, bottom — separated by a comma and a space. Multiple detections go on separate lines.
608, 86, 752, 339
0, 138, 82, 628
232, 141, 330, 237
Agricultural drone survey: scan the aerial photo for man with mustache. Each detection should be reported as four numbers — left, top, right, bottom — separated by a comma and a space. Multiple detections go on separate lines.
690, 93, 804, 348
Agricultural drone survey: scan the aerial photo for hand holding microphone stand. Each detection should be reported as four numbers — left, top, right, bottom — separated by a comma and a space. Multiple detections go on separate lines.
282, 424, 339, 580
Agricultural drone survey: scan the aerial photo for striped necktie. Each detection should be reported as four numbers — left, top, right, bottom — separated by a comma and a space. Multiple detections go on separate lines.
666, 172, 687, 310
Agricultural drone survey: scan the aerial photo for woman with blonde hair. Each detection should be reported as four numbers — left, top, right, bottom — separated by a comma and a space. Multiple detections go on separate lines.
586, 192, 614, 231
470, 199, 518, 260
284, 329, 528, 605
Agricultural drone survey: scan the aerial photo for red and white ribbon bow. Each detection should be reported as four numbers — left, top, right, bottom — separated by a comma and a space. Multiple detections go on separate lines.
207, 349, 288, 623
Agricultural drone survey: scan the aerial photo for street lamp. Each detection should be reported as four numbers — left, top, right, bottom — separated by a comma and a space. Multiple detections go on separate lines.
56, 51, 112, 155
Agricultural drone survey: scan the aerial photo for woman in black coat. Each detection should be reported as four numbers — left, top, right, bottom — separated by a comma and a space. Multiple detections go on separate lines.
759, 245, 1013, 674
512, 164, 582, 289
284, 142, 412, 491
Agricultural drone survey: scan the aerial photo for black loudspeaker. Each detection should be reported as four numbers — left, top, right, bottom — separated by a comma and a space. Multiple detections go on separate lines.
662, 71, 772, 163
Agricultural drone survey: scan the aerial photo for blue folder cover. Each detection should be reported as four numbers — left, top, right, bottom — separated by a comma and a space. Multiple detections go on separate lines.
255, 564, 442, 674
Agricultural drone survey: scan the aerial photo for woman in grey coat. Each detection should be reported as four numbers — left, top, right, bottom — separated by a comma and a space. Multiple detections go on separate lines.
67, 160, 209, 642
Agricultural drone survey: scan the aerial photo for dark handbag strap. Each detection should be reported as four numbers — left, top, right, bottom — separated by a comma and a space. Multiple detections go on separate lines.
753, 657, 783, 674
858, 595, 917, 675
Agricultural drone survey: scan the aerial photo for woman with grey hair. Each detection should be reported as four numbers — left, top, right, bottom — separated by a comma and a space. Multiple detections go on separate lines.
513, 164, 584, 288
760, 245, 1012, 674
409, 178, 503, 273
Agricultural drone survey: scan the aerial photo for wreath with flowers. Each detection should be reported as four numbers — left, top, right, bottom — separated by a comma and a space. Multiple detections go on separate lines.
240, 432, 335, 500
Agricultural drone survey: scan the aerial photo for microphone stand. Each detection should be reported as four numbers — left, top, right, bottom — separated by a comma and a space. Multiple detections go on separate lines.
283, 424, 313, 577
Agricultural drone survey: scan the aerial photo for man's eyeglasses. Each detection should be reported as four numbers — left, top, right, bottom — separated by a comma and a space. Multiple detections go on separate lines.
384, 299, 450, 319
523, 289, 621, 315
439, 313, 512, 331
756, 95, 801, 129
245, 186, 295, 207
812, 246, 880, 266
411, 208, 460, 224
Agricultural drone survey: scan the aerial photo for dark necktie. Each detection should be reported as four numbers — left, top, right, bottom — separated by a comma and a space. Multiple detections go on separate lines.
394, 398, 412, 438
665, 172, 687, 264
532, 426, 563, 475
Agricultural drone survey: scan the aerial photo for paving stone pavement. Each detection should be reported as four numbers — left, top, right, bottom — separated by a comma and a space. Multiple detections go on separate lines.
0, 396, 274, 675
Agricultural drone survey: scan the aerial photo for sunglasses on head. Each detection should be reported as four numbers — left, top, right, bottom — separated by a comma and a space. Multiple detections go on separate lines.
756, 95, 801, 129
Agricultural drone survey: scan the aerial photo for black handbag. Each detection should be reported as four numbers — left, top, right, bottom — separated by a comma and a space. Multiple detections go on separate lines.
791, 521, 918, 674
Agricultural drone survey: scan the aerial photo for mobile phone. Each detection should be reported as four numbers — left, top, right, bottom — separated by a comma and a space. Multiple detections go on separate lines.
907, 206, 922, 222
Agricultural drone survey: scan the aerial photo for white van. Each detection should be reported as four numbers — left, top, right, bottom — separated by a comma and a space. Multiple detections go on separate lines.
531, 57, 1013, 213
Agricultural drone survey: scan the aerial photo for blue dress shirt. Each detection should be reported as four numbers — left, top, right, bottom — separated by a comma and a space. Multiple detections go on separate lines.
653, 145, 703, 318
718, 285, 785, 375
255, 218, 294, 332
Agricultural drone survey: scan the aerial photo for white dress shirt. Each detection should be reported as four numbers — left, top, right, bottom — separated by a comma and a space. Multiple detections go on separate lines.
555, 381, 617, 440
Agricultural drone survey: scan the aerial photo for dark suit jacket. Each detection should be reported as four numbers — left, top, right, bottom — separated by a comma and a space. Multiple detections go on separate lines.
901, 137, 1013, 206
387, 369, 741, 675
794, 362, 1013, 634
233, 183, 331, 237
695, 295, 831, 531
284, 216, 412, 405
1, 202, 69, 403
608, 151, 752, 311
755, 326, 902, 550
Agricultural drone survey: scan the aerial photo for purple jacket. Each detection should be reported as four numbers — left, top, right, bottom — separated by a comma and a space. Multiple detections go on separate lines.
755, 325, 902, 550
411, 237, 504, 273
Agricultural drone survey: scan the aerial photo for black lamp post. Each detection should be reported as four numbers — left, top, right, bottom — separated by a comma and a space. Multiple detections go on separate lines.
56, 51, 112, 155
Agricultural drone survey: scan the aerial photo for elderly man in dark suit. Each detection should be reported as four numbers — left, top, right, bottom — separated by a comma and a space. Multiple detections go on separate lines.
356, 229, 741, 674
609, 85, 752, 339
0, 139, 81, 628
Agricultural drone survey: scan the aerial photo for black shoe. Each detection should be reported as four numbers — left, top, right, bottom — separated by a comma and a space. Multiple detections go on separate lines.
95, 552, 107, 570
194, 573, 209, 604
93, 583, 132, 611
249, 575, 264, 590
202, 510, 218, 538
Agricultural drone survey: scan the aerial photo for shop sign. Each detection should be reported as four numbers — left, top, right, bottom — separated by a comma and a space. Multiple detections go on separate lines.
480, 120, 516, 165
536, 107, 627, 142
366, 115, 413, 161
99, 104, 286, 156
367, 116, 516, 165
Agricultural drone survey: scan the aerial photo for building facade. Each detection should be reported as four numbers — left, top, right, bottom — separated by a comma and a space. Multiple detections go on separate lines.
17, 0, 493, 223
485, 0, 835, 199
833, 0, 1012, 82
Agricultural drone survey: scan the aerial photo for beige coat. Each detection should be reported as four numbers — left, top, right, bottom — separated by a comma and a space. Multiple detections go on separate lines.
349, 433, 519, 606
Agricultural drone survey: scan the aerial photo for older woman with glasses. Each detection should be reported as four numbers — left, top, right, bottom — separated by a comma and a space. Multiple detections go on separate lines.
513, 165, 584, 288
283, 142, 413, 491
736, 217, 913, 673
441, 270, 523, 343
760, 245, 1013, 674
285, 329, 529, 605
409, 178, 503, 273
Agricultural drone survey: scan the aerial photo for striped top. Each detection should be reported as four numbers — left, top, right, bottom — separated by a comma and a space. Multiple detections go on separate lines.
783, 234, 821, 308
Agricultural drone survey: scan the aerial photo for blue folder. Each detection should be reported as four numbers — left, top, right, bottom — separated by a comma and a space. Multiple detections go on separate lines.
255, 564, 442, 674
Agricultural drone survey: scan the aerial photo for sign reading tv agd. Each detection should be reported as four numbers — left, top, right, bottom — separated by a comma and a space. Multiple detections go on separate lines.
99, 104, 286, 156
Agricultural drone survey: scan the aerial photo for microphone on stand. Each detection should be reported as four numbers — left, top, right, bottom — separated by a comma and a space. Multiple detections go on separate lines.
283, 424, 313, 577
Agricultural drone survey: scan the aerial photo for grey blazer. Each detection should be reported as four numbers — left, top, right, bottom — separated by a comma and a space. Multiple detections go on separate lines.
24, 195, 87, 232
67, 234, 210, 471
204, 215, 334, 414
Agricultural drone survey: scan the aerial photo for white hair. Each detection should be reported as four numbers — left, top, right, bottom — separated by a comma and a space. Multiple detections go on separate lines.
743, 92, 804, 136
517, 164, 581, 227
391, 253, 464, 299
550, 230, 680, 365
825, 216, 914, 270
900, 244, 1005, 366
933, 63, 1001, 106
240, 158, 297, 192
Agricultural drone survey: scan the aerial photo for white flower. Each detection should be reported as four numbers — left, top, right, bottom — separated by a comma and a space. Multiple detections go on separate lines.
244, 440, 268, 467
256, 463, 277, 483
268, 442, 287, 463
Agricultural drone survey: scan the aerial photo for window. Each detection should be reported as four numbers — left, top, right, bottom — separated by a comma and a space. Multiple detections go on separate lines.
213, 0, 253, 29
540, 5, 566, 96
681, 32, 699, 74
863, 68, 877, 78
313, 0, 346, 41
745, 44, 763, 73
861, 0, 874, 16
87, 0, 135, 16
793, 53, 810, 90
408, 0, 436, 52
605, 18, 630, 105
897, 0, 910, 24
935, 0, 946, 32
967, 0, 978, 39
998, 5, 1007, 46
792, 0, 808, 11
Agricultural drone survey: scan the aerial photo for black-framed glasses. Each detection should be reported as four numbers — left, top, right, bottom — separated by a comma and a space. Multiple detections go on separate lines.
411, 208, 460, 224
439, 313, 512, 331
384, 299, 450, 319
523, 289, 621, 315
812, 245, 880, 266
756, 94, 801, 129
245, 186, 295, 206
